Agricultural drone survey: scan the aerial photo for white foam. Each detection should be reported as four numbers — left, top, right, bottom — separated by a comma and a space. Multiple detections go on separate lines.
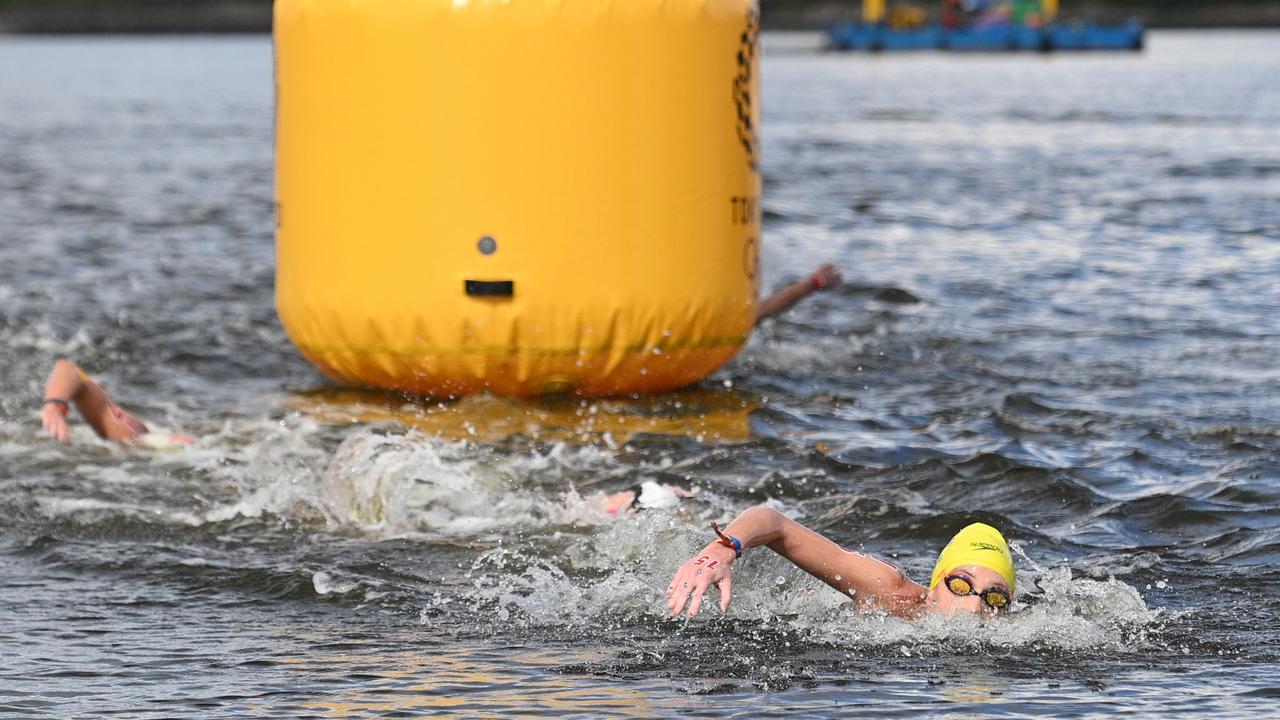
460, 520, 1162, 654
7, 322, 95, 357
35, 495, 205, 526
312, 570, 359, 596
5, 403, 1167, 655
193, 428, 633, 537
735, 332, 875, 376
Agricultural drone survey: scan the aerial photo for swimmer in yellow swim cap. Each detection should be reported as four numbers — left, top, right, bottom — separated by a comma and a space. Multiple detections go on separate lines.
667, 506, 1015, 619
39, 358, 194, 448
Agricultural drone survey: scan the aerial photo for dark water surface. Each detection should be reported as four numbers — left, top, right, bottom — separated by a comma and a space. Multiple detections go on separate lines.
2, 30, 1279, 717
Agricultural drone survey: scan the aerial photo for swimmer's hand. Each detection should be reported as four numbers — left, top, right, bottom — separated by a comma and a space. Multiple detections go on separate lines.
41, 403, 72, 444
811, 263, 842, 290
666, 543, 736, 618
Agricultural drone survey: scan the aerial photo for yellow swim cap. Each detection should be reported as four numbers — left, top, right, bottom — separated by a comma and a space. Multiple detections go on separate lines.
929, 522, 1015, 594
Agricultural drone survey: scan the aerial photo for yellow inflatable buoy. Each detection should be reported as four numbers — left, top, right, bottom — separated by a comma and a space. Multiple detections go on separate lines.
274, 0, 761, 398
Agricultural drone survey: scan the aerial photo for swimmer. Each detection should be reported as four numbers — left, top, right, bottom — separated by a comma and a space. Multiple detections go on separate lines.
666, 505, 1015, 618
596, 480, 695, 516
755, 263, 842, 325
39, 358, 193, 448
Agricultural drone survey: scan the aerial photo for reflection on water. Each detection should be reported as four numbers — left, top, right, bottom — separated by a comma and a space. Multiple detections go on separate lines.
1, 29, 1279, 718
298, 648, 683, 718
285, 387, 759, 445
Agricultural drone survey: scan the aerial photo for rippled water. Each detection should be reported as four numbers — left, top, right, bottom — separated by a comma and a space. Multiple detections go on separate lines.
2, 30, 1278, 717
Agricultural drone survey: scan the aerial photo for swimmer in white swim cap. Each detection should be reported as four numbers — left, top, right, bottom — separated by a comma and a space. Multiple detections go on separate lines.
666, 506, 1015, 619
39, 358, 194, 449
595, 480, 695, 516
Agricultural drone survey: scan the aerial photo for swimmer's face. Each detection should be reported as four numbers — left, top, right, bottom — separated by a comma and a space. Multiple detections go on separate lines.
925, 564, 1011, 617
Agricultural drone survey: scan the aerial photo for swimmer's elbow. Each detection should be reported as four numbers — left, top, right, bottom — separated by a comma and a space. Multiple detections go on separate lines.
51, 358, 86, 390
53, 358, 85, 378
723, 506, 791, 550
740, 504, 787, 529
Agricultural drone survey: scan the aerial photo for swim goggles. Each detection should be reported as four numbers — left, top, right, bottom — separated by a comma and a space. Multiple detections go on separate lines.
943, 574, 1010, 610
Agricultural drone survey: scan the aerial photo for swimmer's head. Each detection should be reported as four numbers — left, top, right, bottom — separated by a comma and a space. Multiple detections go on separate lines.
926, 522, 1015, 615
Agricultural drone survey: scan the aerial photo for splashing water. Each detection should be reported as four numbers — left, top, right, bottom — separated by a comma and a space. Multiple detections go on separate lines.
2, 31, 1279, 717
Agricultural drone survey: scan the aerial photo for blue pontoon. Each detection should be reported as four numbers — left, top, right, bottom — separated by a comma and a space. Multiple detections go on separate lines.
825, 0, 1144, 52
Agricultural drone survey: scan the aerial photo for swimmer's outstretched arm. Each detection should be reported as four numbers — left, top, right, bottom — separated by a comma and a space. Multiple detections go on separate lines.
666, 505, 925, 618
754, 263, 842, 325
41, 358, 147, 444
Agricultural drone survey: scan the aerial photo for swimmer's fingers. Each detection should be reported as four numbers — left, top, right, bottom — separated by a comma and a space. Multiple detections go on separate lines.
717, 574, 733, 614
668, 545, 740, 616
41, 406, 71, 444
666, 566, 694, 616
684, 565, 725, 618
666, 565, 688, 609
685, 577, 710, 618
667, 559, 715, 617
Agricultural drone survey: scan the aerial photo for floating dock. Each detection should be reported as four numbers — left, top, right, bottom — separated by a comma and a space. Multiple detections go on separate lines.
826, 0, 1143, 52
825, 20, 1144, 52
